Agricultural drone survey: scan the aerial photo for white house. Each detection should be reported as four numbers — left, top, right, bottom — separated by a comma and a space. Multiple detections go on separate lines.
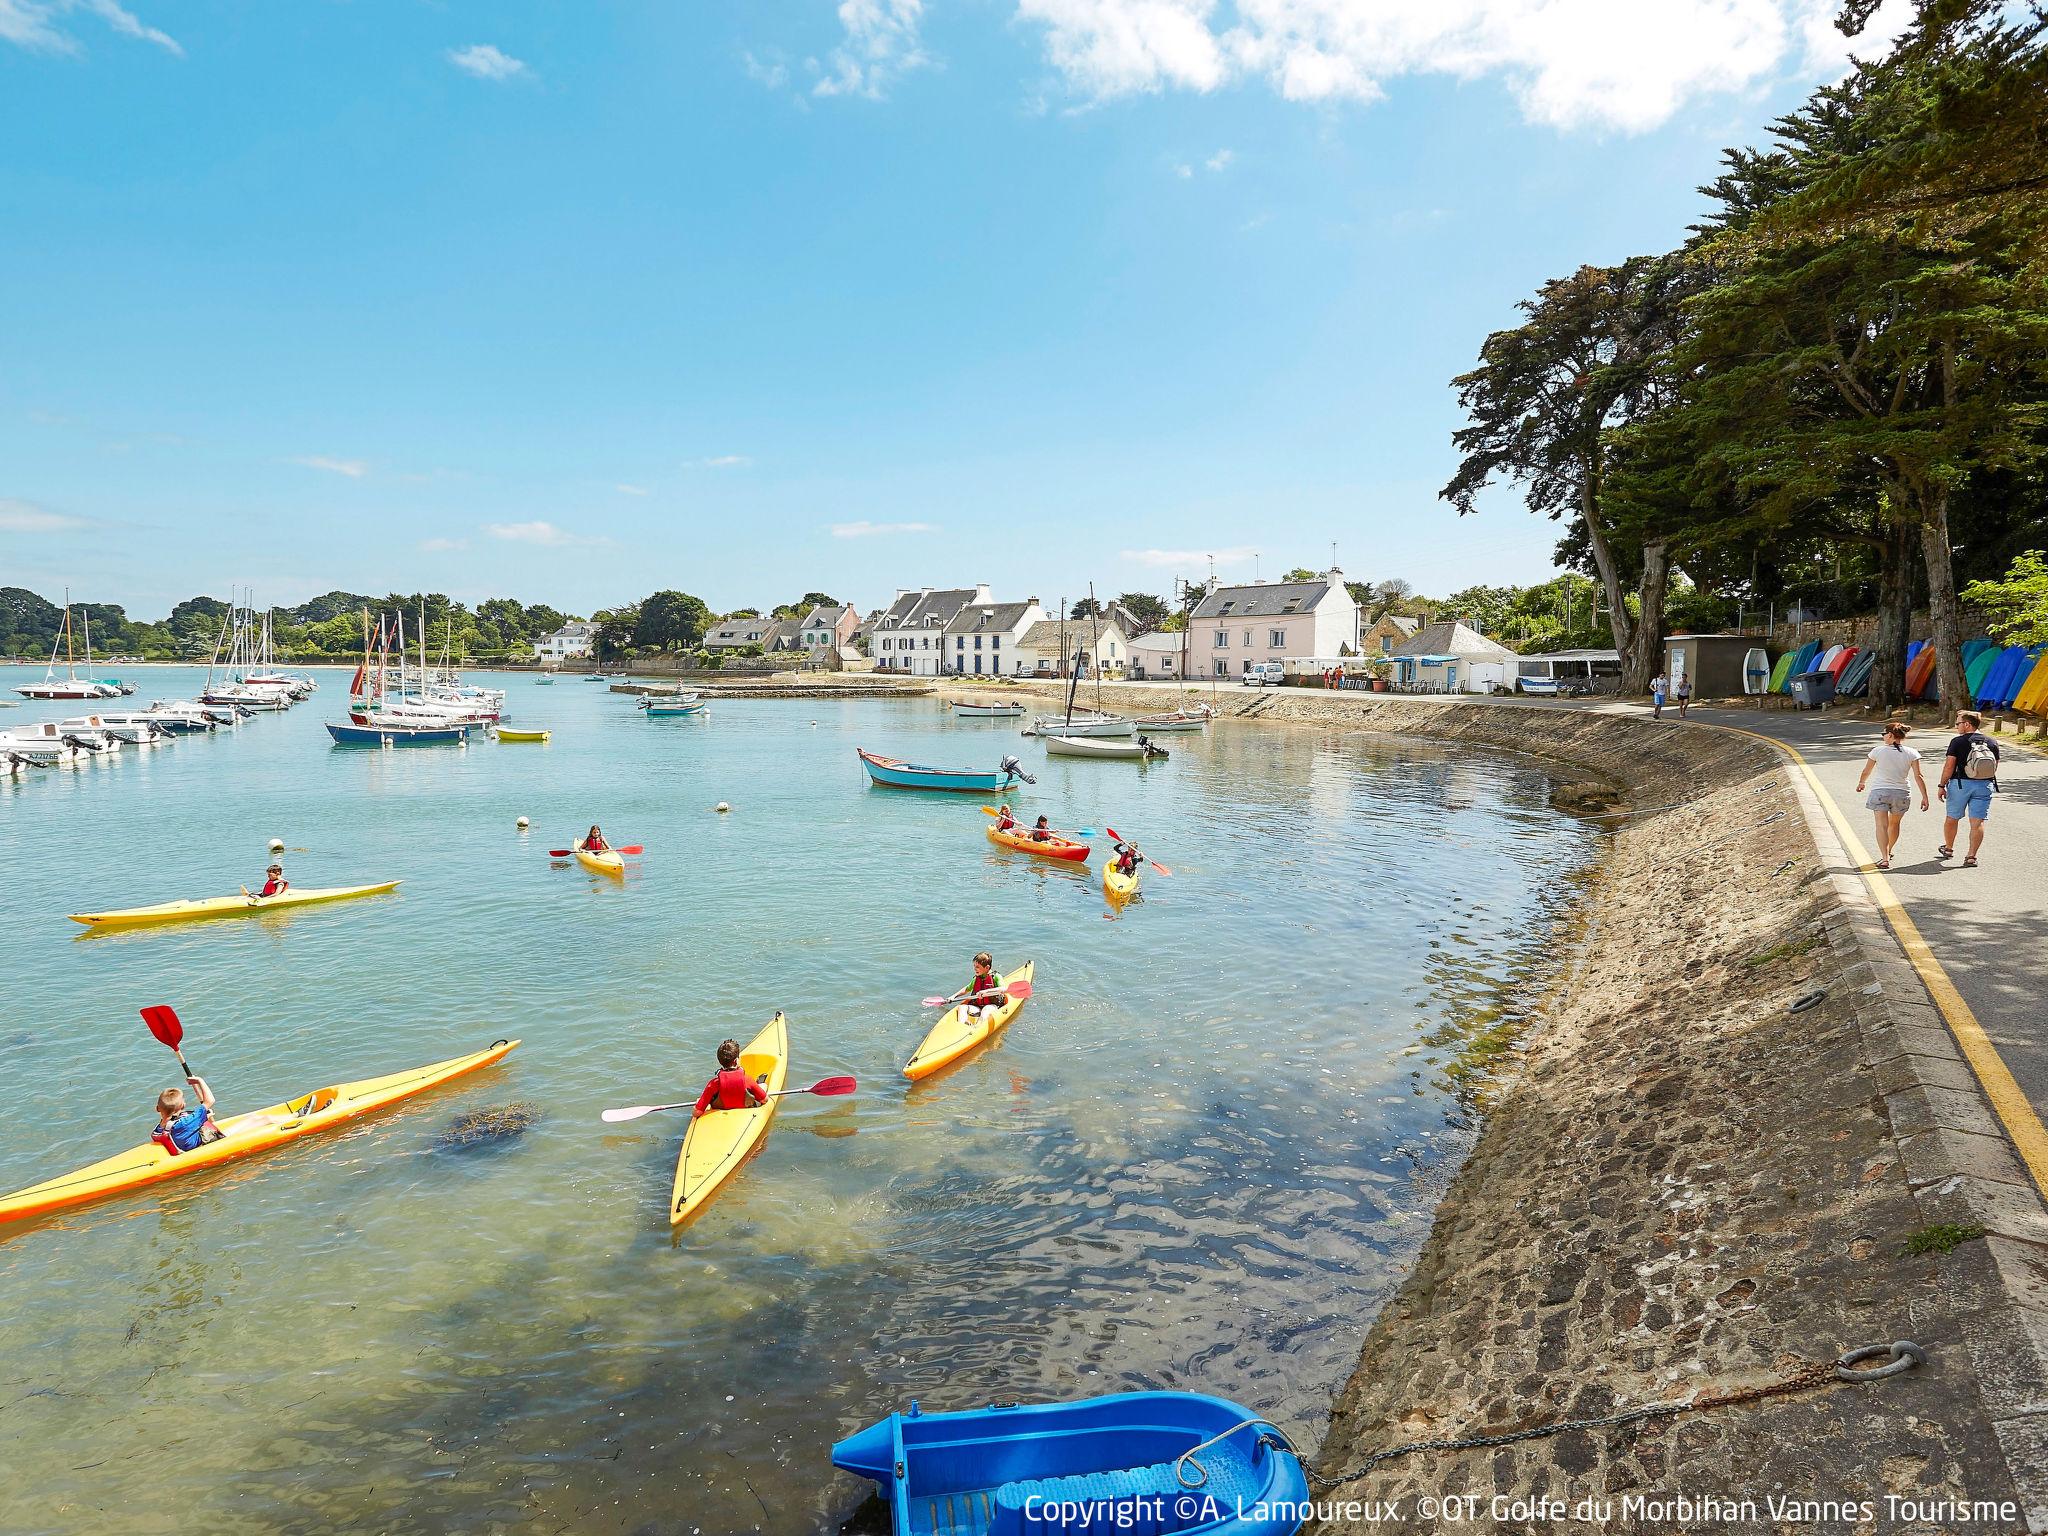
941, 598, 1046, 677
1129, 630, 1188, 680
1391, 620, 1521, 693
1012, 616, 1132, 678
533, 621, 596, 663
1188, 569, 1360, 680
703, 615, 777, 651
870, 585, 991, 676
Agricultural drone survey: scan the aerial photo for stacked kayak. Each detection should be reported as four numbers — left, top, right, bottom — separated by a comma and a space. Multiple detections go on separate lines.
671, 1013, 787, 1226
70, 881, 400, 930
2016, 649, 2048, 714
986, 823, 1090, 862
0, 1039, 519, 1226
905, 961, 1033, 1081
833, 1391, 1310, 1536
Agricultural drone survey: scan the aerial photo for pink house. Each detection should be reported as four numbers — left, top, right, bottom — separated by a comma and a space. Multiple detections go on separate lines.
1186, 569, 1361, 679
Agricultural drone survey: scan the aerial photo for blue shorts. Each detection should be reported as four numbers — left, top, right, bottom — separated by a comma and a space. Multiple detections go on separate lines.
1945, 778, 1993, 821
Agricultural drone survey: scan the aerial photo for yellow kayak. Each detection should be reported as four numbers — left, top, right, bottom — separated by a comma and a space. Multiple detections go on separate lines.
671, 1013, 788, 1226
70, 881, 401, 930
1103, 860, 1140, 903
904, 961, 1033, 1082
574, 848, 625, 878
497, 728, 550, 743
0, 1039, 518, 1227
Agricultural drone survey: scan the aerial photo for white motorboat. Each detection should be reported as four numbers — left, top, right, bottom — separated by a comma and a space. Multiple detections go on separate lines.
0, 723, 97, 762
62, 713, 167, 745
143, 701, 219, 733
1043, 733, 1169, 760
1027, 714, 1135, 738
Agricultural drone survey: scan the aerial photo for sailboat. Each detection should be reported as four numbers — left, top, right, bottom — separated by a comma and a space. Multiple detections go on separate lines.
14, 595, 124, 699
329, 608, 471, 746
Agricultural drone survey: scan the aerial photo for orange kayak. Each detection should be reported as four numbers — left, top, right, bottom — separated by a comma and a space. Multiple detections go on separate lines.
985, 823, 1090, 862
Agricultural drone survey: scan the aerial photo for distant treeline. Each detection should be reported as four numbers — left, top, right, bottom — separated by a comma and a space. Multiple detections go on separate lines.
0, 588, 575, 662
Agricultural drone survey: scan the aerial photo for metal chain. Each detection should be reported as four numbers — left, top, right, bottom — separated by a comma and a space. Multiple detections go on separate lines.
1289, 1342, 1927, 1490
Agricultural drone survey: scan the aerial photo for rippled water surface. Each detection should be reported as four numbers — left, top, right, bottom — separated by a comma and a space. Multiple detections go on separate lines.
0, 668, 1597, 1533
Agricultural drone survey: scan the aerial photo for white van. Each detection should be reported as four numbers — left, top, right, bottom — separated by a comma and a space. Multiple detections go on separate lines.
1243, 661, 1285, 687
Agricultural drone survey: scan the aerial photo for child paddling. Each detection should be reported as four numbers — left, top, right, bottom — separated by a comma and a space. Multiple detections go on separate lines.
153, 1077, 225, 1154
693, 1038, 768, 1118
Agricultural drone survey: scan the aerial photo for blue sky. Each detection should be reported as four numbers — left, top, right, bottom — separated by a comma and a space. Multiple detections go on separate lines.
0, 0, 1894, 619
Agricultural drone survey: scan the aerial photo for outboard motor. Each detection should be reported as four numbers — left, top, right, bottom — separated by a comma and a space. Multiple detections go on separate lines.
999, 754, 1036, 786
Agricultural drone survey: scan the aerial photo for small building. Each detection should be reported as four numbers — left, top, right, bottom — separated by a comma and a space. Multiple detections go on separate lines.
1518, 647, 1622, 691
1664, 634, 1756, 698
1129, 630, 1189, 680
1012, 617, 1132, 678
1391, 620, 1520, 693
798, 603, 859, 652
942, 598, 1046, 677
532, 621, 596, 663
1189, 569, 1360, 681
703, 615, 777, 651
1360, 613, 1420, 657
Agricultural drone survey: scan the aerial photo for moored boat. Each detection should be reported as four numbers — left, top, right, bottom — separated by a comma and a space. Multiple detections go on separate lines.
1132, 707, 1213, 731
832, 1389, 1309, 1536
0, 1039, 519, 1227
671, 1013, 788, 1225
952, 700, 1026, 718
858, 748, 1031, 793
326, 721, 470, 747
495, 728, 551, 742
1044, 734, 1168, 760
1026, 713, 1134, 738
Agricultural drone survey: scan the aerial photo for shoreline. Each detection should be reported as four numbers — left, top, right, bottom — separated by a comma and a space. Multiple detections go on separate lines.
980, 679, 2042, 1528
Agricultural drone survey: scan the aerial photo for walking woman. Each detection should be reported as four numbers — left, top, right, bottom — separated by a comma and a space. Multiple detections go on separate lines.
1853, 721, 1928, 870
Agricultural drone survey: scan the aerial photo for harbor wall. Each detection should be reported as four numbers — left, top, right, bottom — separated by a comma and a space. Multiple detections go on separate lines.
977, 681, 2044, 1529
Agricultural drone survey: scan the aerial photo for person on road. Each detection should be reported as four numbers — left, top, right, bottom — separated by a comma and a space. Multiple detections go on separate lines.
1935, 709, 2000, 867
1650, 672, 1669, 720
1853, 721, 1927, 869
154, 1076, 224, 1153
1674, 675, 1694, 718
692, 1038, 768, 1118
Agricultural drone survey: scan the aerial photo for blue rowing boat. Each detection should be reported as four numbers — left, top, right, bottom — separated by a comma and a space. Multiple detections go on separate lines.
857, 748, 1030, 793
832, 1391, 1310, 1535
641, 700, 706, 718
325, 721, 469, 747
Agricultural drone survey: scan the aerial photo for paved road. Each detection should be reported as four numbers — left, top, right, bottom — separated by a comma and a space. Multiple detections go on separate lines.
1682, 704, 2047, 1131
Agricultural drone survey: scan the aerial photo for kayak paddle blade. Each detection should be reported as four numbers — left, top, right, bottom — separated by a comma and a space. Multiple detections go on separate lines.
141, 1004, 184, 1051
600, 1101, 690, 1123
807, 1076, 857, 1096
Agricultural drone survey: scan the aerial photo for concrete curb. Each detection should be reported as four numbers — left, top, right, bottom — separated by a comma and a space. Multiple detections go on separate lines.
1777, 738, 2048, 1531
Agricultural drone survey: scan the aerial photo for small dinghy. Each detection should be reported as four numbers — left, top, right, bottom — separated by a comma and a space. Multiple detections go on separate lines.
953, 701, 1026, 719
1132, 707, 1213, 732
1026, 714, 1134, 738
832, 1390, 1310, 1536
1044, 734, 1167, 760
859, 749, 1033, 792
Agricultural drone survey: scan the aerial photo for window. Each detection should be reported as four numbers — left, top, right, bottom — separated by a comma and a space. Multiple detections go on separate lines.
992, 636, 1000, 648
1214, 660, 1228, 677
956, 637, 965, 651
1214, 631, 1229, 648
974, 635, 982, 649
1380, 637, 1391, 654
1243, 629, 1253, 647
1270, 629, 1286, 648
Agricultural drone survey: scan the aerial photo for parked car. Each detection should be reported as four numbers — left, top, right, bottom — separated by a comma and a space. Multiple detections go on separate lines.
1243, 661, 1285, 687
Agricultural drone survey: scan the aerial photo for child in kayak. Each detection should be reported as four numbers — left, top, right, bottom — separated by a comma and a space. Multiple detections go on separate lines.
154, 1076, 224, 1153
1029, 815, 1053, 843
1110, 839, 1141, 878
258, 863, 288, 898
948, 953, 1005, 1023
693, 1038, 768, 1118
995, 804, 1017, 832
581, 825, 609, 852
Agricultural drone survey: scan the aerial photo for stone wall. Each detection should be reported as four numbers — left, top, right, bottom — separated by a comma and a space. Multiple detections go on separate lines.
990, 680, 2039, 1528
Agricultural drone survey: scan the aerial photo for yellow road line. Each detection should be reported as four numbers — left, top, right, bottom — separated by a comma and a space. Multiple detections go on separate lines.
1716, 723, 2048, 1199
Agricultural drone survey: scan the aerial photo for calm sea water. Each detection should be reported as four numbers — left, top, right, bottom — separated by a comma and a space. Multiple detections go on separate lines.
0, 667, 1597, 1534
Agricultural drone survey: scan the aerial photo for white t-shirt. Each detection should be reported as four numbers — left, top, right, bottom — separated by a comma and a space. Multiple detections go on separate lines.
1865, 742, 1919, 791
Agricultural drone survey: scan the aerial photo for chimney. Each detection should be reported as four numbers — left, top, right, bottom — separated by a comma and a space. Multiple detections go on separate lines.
1327, 565, 1344, 590
973, 582, 994, 604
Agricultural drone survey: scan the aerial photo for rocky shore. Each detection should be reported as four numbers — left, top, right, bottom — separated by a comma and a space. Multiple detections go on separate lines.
989, 681, 2041, 1530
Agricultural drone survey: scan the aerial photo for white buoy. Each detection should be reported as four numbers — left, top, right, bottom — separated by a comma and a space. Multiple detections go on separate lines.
268, 838, 285, 852
516, 816, 530, 829
715, 802, 731, 813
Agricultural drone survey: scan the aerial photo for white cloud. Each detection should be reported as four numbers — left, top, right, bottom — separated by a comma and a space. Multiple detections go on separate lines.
486, 520, 602, 547
1015, 0, 1867, 132
1122, 544, 1260, 569
814, 0, 928, 99
0, 0, 180, 55
1172, 162, 1193, 178
615, 483, 649, 496
418, 537, 469, 553
0, 497, 84, 533
687, 454, 753, 469
831, 520, 937, 538
743, 49, 790, 89
447, 43, 529, 81
288, 454, 367, 478
1205, 148, 1234, 171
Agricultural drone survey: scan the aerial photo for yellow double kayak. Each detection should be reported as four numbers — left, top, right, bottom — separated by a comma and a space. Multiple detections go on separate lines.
574, 848, 625, 878
904, 961, 1033, 1081
1103, 860, 1140, 903
0, 1039, 519, 1227
70, 881, 401, 930
671, 1013, 788, 1226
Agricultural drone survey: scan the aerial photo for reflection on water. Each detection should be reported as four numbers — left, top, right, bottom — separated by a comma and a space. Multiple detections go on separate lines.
0, 667, 1597, 1532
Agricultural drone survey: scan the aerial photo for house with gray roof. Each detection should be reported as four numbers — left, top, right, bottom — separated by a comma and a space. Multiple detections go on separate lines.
1391, 619, 1520, 693
941, 597, 1045, 677
1188, 569, 1360, 681
869, 585, 992, 675
703, 614, 776, 651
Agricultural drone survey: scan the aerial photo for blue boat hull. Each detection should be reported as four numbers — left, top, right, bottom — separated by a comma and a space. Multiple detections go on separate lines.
858, 749, 1021, 794
833, 1391, 1309, 1536
326, 722, 469, 747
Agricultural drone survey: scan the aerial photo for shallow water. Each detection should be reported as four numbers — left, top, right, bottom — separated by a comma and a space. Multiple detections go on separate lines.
0, 668, 1597, 1533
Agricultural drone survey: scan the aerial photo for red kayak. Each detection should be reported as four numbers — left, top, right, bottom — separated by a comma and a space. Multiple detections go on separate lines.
985, 823, 1090, 862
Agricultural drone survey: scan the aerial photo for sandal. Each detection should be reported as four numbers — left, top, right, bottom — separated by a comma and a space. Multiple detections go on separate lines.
1936, 845, 1953, 859
1964, 856, 1978, 868
1876, 857, 1890, 869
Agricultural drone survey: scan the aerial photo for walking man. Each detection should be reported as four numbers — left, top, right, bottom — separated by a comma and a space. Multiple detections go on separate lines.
1650, 671, 1669, 721
1935, 708, 2000, 867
